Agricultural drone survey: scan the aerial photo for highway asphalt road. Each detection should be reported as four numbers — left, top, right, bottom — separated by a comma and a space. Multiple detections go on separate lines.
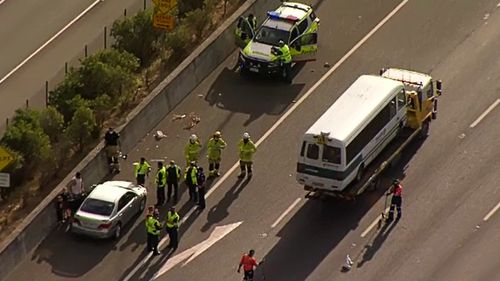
6, 0, 500, 280
0, 0, 149, 134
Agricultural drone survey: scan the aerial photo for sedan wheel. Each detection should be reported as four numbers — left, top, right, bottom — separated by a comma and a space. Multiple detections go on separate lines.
139, 198, 146, 212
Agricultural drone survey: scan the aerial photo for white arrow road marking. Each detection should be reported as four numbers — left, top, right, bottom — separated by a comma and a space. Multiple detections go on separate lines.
152, 221, 242, 280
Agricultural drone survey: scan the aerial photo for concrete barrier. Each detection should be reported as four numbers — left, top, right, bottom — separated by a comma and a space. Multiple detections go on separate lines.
0, 0, 280, 279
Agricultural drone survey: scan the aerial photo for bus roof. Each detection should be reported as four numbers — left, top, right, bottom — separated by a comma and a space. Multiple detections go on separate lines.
305, 75, 404, 144
382, 68, 432, 88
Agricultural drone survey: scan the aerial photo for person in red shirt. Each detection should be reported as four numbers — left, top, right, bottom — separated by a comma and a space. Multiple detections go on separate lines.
387, 179, 403, 221
237, 249, 260, 280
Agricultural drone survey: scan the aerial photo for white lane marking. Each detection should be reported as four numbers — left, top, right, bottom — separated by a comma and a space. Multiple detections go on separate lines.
470, 99, 500, 128
0, 0, 101, 85
0, 0, 6, 5
360, 207, 390, 238
152, 222, 243, 280
123, 1, 408, 279
483, 201, 500, 221
271, 198, 301, 228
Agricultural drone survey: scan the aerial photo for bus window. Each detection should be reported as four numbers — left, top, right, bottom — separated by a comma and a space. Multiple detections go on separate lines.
306, 143, 319, 160
322, 145, 341, 164
390, 98, 397, 118
397, 89, 406, 109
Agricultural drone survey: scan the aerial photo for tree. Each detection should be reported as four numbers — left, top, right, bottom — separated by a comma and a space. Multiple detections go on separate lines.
78, 49, 139, 102
48, 70, 83, 122
165, 24, 192, 60
1, 120, 51, 169
111, 9, 164, 67
65, 105, 97, 153
39, 107, 64, 143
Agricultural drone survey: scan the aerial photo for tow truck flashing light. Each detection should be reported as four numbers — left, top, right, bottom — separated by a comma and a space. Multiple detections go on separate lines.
267, 11, 299, 22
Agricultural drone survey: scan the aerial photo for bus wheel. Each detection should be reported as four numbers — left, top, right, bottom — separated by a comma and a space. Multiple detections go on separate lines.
419, 121, 430, 139
355, 165, 365, 182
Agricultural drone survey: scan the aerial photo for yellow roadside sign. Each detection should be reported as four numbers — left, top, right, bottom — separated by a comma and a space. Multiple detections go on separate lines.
0, 146, 14, 171
153, 0, 177, 31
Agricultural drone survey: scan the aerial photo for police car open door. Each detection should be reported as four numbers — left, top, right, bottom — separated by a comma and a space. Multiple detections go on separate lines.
290, 32, 318, 62
235, 17, 255, 49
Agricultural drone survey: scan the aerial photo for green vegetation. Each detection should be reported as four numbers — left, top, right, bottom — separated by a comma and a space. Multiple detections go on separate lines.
0, 0, 241, 199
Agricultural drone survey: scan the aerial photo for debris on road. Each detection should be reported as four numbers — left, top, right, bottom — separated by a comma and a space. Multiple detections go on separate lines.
154, 130, 167, 140
197, 94, 204, 98
184, 112, 201, 130
342, 254, 354, 271
172, 114, 187, 121
324, 62, 330, 68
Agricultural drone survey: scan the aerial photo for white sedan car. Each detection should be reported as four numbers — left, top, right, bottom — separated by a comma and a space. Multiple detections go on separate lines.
72, 181, 147, 239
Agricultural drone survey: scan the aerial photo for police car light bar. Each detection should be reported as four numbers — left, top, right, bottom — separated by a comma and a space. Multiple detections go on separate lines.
267, 11, 299, 22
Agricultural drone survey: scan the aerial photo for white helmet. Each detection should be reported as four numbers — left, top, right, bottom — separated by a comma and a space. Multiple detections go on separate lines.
243, 132, 250, 139
214, 131, 221, 137
190, 134, 198, 141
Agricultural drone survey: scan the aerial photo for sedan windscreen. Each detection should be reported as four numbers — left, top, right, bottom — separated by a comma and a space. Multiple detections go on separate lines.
80, 199, 115, 216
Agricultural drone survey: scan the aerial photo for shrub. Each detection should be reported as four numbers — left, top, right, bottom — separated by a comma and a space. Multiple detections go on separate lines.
111, 9, 164, 67
65, 105, 97, 153
1, 118, 51, 170
39, 107, 64, 143
165, 24, 192, 60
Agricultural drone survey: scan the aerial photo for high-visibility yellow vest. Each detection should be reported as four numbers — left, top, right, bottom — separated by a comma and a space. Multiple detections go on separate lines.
134, 161, 151, 177
156, 166, 166, 186
207, 137, 227, 160
146, 216, 160, 235
238, 140, 256, 162
166, 211, 180, 228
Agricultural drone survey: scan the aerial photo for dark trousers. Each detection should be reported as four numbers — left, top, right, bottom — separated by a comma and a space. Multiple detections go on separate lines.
166, 227, 179, 249
156, 185, 165, 206
136, 174, 146, 186
197, 186, 206, 209
188, 183, 198, 202
209, 162, 220, 171
239, 160, 253, 175
244, 270, 255, 280
147, 233, 159, 252
388, 196, 402, 220
167, 181, 179, 202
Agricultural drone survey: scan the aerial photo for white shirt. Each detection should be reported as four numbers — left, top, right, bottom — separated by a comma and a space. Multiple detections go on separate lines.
68, 177, 84, 195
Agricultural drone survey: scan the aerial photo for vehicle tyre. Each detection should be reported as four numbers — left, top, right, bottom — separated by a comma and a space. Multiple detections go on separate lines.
355, 164, 365, 183
419, 120, 430, 139
139, 197, 146, 212
113, 223, 122, 240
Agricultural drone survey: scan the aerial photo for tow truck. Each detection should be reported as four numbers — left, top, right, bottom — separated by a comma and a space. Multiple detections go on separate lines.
298, 68, 442, 200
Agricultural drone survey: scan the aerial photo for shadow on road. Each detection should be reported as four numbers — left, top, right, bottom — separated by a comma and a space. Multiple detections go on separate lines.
356, 219, 398, 268
205, 67, 305, 127
251, 136, 427, 280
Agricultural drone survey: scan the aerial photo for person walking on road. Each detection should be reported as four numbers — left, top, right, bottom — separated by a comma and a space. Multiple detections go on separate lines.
184, 161, 199, 202
185, 134, 202, 166
166, 160, 182, 204
155, 162, 167, 207
134, 157, 151, 186
386, 179, 403, 222
207, 131, 227, 177
238, 132, 257, 179
238, 249, 261, 281
196, 167, 207, 210
166, 206, 180, 250
146, 206, 162, 255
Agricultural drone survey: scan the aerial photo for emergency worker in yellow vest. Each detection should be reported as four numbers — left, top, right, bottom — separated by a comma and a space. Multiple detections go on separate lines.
146, 206, 162, 255
155, 162, 167, 207
184, 134, 202, 166
166, 206, 180, 250
207, 131, 227, 177
134, 157, 151, 186
184, 161, 199, 202
238, 132, 257, 179
276, 40, 292, 83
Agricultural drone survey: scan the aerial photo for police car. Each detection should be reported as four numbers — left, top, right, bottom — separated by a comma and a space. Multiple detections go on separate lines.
235, 2, 319, 81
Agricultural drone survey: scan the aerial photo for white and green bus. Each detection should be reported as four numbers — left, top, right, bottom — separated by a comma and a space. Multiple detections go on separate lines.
296, 75, 407, 192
